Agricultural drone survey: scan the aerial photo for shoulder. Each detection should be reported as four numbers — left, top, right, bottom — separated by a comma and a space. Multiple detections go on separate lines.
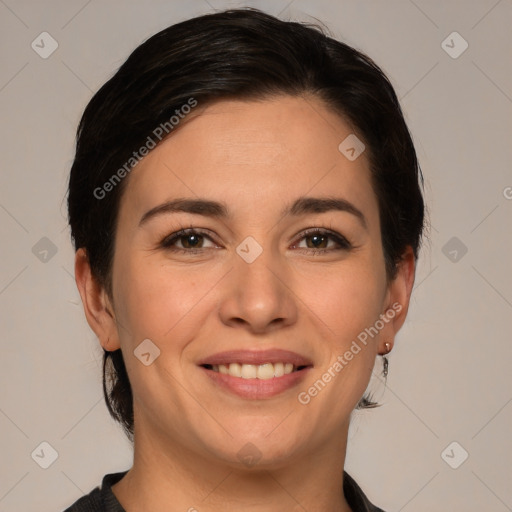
62, 471, 127, 512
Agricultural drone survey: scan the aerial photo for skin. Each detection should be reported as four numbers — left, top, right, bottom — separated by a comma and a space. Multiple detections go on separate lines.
75, 95, 416, 512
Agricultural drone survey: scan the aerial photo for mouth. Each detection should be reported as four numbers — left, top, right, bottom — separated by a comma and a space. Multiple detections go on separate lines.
200, 362, 310, 379
198, 349, 313, 399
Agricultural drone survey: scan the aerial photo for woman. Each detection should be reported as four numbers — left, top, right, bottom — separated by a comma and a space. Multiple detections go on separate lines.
65, 8, 425, 512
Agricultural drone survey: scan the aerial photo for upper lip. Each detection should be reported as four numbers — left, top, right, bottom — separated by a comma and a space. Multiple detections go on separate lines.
198, 349, 313, 367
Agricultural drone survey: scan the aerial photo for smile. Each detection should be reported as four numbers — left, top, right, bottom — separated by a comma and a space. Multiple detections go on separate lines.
202, 362, 307, 379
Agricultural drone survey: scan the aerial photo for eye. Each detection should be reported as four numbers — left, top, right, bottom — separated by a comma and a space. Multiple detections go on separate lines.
292, 228, 352, 254
160, 228, 217, 253
160, 227, 352, 255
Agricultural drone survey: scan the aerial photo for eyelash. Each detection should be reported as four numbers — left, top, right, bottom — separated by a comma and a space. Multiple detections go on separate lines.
159, 227, 352, 255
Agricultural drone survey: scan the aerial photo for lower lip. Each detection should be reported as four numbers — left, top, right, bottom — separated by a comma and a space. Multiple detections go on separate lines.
200, 366, 312, 399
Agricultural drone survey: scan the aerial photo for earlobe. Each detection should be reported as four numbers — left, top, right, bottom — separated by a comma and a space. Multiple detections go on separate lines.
74, 248, 121, 351
379, 246, 416, 354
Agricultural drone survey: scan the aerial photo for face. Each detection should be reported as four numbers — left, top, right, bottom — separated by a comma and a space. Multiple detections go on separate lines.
78, 95, 414, 469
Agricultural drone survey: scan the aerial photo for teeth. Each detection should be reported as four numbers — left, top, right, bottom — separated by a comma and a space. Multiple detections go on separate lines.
274, 362, 284, 377
213, 362, 299, 379
257, 363, 274, 379
241, 364, 257, 379
229, 363, 242, 377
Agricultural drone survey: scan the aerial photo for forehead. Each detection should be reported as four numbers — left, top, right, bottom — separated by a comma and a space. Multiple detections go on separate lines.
119, 95, 379, 225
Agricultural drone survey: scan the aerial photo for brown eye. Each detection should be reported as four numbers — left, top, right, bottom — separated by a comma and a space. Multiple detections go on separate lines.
294, 229, 352, 253
305, 233, 329, 249
161, 229, 216, 253
177, 233, 204, 249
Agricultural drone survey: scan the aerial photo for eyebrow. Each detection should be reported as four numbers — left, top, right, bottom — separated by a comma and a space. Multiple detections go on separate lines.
139, 196, 367, 229
139, 198, 228, 226
285, 196, 367, 229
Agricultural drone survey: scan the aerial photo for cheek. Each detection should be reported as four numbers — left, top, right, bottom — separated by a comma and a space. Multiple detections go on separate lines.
293, 260, 386, 409
111, 257, 218, 409
112, 254, 224, 346
293, 259, 386, 343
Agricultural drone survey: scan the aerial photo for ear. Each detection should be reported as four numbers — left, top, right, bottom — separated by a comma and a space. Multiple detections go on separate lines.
378, 246, 416, 355
74, 248, 121, 351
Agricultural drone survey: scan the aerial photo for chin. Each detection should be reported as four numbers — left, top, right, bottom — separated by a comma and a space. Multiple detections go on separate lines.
204, 424, 304, 468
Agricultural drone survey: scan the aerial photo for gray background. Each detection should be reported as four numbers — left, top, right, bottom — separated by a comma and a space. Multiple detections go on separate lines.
1, 0, 511, 510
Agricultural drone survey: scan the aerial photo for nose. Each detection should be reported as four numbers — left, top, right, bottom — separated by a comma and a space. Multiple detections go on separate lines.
218, 246, 298, 334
